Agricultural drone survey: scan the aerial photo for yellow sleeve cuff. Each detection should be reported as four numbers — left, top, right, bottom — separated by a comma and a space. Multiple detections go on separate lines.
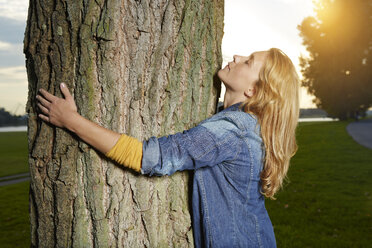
105, 134, 143, 173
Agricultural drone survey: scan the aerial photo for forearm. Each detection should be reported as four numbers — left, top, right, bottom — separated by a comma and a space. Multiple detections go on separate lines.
37, 84, 141, 172
66, 112, 121, 154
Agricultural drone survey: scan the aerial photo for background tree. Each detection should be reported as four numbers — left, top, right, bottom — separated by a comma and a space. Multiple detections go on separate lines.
298, 0, 372, 119
0, 107, 27, 127
24, 0, 223, 247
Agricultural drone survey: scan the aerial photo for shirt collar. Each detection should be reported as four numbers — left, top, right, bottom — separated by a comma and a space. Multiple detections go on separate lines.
220, 102, 243, 113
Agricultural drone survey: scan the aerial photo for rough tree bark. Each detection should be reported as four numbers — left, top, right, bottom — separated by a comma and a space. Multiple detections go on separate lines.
24, 0, 224, 247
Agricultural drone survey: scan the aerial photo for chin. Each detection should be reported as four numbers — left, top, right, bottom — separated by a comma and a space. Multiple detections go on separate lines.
218, 70, 230, 88
217, 69, 225, 82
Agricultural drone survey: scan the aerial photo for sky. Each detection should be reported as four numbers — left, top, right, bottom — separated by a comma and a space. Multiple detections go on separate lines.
220, 0, 316, 107
0, 0, 316, 116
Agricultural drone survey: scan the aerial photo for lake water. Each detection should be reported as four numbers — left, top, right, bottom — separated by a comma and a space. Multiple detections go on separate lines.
298, 117, 338, 122
0, 126, 27, 132
0, 118, 338, 133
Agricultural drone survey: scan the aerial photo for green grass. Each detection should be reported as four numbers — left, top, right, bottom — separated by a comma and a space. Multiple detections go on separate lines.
266, 121, 372, 247
1, 123, 371, 247
0, 181, 30, 248
0, 132, 28, 177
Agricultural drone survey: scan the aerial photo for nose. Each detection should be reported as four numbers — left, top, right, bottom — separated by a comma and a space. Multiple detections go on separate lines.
233, 55, 241, 63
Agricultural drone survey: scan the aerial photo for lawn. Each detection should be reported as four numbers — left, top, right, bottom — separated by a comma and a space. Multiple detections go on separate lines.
0, 132, 28, 177
0, 181, 30, 248
266, 121, 372, 247
0, 122, 371, 247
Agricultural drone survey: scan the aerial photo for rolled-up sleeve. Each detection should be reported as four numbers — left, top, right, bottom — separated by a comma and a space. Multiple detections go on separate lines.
141, 118, 243, 176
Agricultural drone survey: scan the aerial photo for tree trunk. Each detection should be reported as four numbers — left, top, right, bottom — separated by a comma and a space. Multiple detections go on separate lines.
24, 0, 224, 247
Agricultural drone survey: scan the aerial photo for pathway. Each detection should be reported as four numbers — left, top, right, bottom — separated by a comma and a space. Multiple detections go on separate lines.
0, 172, 30, 186
346, 119, 372, 150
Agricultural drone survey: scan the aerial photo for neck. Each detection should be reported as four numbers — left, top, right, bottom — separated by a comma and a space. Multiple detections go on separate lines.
223, 89, 247, 109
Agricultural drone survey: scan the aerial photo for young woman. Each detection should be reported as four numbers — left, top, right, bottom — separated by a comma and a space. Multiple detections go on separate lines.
36, 48, 299, 247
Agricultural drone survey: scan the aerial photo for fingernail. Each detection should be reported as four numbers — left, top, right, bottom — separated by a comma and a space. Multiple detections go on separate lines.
61, 83, 65, 88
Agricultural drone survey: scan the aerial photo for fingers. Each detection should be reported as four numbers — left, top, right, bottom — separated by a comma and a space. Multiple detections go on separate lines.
37, 102, 49, 115
36, 94, 51, 108
39, 88, 57, 102
60, 83, 72, 99
36, 83, 76, 126
38, 113, 50, 122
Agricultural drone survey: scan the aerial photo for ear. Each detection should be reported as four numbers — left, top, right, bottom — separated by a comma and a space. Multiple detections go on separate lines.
244, 88, 255, 98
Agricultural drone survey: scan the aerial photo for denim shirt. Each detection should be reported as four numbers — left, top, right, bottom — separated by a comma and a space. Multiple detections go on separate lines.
141, 103, 276, 248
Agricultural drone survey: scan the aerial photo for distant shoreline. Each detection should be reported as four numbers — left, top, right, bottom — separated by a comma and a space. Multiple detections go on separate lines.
0, 118, 339, 132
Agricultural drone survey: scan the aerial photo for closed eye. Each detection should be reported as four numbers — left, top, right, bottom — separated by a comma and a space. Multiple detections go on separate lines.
245, 55, 254, 66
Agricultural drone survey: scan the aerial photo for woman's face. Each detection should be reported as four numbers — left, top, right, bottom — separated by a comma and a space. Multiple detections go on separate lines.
218, 51, 267, 97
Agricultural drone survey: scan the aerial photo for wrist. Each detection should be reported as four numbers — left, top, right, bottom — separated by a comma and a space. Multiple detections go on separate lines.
65, 111, 84, 133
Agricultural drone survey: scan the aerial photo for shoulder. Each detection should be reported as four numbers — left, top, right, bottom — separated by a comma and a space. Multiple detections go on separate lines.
202, 109, 260, 135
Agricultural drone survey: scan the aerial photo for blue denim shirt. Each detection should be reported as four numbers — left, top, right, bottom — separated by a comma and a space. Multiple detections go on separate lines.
141, 103, 276, 248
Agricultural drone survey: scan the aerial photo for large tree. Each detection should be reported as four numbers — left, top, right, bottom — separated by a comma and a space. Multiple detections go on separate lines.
298, 0, 372, 119
24, 0, 223, 247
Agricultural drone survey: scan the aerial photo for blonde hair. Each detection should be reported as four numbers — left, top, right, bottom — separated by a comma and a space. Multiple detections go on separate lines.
241, 48, 300, 200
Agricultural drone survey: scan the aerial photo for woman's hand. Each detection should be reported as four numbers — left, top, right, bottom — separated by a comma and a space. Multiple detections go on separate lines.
36, 82, 121, 154
36, 83, 78, 129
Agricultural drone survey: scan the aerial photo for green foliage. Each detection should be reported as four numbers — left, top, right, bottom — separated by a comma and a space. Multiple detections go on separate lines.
298, 0, 372, 120
0, 108, 27, 127
267, 121, 372, 247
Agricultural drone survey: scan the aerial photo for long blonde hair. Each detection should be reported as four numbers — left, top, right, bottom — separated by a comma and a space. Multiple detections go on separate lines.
241, 48, 300, 199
